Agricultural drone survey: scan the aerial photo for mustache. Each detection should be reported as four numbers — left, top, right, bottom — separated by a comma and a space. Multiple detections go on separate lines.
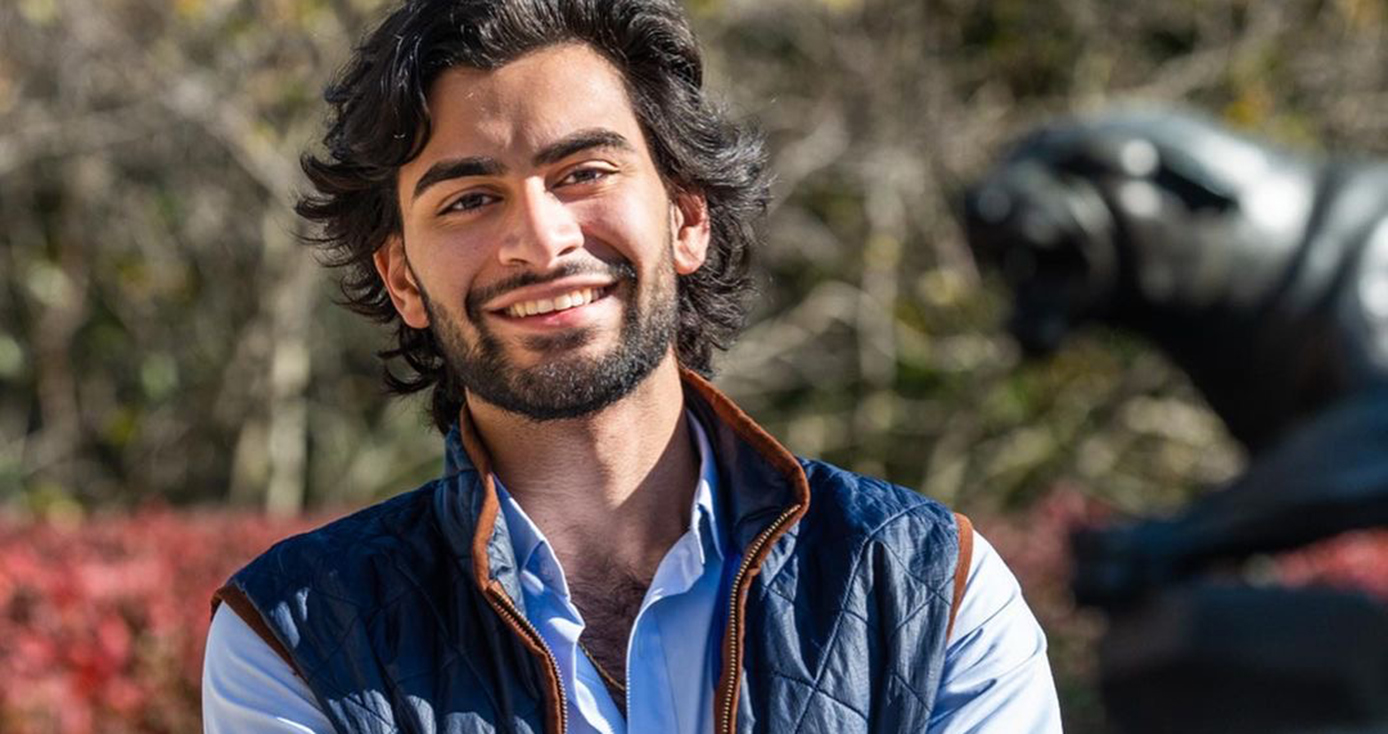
464, 260, 636, 318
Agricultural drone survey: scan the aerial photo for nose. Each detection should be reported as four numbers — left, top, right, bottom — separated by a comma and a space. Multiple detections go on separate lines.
497, 178, 584, 268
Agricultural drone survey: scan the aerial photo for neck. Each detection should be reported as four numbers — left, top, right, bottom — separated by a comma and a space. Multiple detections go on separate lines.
466, 355, 699, 579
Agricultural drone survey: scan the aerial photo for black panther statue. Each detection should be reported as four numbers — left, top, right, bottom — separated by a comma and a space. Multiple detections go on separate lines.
965, 110, 1388, 734
966, 110, 1388, 452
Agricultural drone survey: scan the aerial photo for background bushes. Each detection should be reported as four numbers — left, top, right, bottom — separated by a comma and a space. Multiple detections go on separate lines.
0, 509, 318, 733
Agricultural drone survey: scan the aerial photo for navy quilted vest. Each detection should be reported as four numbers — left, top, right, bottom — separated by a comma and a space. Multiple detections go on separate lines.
215, 374, 963, 733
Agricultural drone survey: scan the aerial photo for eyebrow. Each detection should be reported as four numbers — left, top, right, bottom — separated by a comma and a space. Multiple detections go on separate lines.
410, 127, 637, 202
532, 128, 636, 167
411, 157, 504, 201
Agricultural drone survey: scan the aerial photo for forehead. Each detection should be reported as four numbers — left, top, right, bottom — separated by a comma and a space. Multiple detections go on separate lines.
407, 43, 646, 170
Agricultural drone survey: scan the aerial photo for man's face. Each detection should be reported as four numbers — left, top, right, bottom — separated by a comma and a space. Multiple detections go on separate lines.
375, 43, 710, 421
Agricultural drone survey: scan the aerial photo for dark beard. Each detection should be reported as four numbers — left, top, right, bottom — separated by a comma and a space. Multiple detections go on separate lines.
420, 258, 678, 422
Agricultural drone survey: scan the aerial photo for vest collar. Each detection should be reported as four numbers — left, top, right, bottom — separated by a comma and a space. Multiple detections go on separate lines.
438, 368, 813, 595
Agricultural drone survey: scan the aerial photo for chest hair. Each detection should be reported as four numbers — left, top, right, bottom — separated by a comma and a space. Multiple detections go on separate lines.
568, 562, 650, 704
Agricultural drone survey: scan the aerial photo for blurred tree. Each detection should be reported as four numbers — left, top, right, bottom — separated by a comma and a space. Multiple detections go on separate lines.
0, 0, 444, 516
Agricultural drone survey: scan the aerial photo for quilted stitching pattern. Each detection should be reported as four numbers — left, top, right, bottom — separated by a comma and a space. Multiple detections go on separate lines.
227, 425, 958, 734
738, 460, 957, 733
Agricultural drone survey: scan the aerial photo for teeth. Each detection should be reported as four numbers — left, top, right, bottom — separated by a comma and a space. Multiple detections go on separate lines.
506, 288, 598, 318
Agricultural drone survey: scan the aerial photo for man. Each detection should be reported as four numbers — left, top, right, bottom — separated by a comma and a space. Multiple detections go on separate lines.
202, 1, 1062, 732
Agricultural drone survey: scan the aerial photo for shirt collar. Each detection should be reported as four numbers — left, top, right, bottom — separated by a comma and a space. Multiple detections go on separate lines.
494, 410, 725, 593
495, 479, 549, 592
686, 410, 725, 564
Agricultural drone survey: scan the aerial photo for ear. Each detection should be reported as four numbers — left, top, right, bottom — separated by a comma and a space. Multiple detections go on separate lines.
669, 190, 710, 276
373, 235, 431, 329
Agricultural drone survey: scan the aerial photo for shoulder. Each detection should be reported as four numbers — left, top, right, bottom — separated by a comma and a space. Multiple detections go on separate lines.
212, 478, 470, 696
219, 477, 464, 641
797, 457, 958, 543
234, 480, 448, 592
777, 457, 964, 603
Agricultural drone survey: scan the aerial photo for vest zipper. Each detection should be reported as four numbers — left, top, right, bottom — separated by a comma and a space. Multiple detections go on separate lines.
716, 503, 804, 734
487, 586, 569, 734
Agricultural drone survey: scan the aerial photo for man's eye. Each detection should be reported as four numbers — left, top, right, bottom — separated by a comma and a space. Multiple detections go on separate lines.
443, 192, 496, 214
559, 167, 612, 186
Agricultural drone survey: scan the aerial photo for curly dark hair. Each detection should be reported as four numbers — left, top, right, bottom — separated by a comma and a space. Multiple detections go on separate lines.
296, 0, 771, 433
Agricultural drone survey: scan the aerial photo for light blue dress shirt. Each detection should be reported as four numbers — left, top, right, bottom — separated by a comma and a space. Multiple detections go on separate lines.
494, 412, 726, 734
202, 410, 1063, 732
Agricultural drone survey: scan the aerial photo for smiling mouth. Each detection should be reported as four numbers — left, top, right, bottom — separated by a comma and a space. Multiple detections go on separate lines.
502, 286, 612, 318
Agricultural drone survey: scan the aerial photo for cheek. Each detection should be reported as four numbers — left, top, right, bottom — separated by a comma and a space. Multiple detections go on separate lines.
572, 195, 670, 261
407, 238, 490, 311
405, 222, 488, 281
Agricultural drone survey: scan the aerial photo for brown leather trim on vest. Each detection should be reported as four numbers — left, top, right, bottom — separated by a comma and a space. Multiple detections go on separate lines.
679, 369, 813, 510
459, 405, 501, 592
947, 512, 975, 641
211, 584, 305, 679
682, 368, 812, 734
484, 582, 566, 734
457, 401, 565, 733
714, 503, 804, 734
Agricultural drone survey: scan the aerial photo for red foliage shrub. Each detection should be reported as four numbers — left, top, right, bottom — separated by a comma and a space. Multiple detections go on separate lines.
0, 508, 323, 734
1276, 528, 1388, 602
